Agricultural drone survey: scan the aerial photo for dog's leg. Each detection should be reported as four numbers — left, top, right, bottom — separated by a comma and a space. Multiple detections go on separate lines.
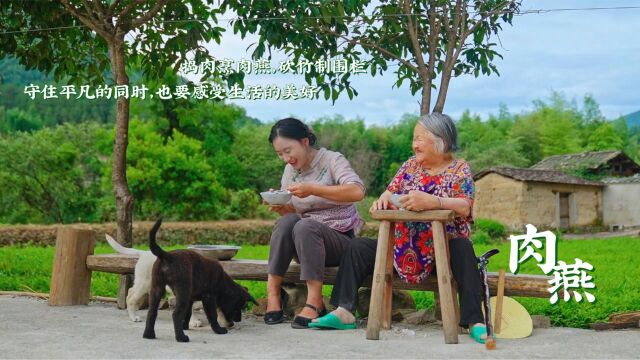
182, 300, 194, 331
217, 307, 232, 328
126, 285, 147, 322
189, 301, 206, 328
142, 281, 165, 340
202, 295, 227, 334
171, 291, 191, 342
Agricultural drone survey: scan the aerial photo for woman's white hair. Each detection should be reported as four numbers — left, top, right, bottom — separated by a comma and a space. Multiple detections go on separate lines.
417, 112, 459, 154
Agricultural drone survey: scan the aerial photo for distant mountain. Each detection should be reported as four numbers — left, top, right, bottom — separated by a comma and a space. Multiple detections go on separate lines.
625, 110, 640, 129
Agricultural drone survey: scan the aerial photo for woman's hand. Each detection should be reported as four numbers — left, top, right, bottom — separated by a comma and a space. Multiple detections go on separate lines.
287, 183, 317, 198
400, 190, 441, 212
268, 203, 296, 216
262, 188, 297, 215
369, 191, 398, 212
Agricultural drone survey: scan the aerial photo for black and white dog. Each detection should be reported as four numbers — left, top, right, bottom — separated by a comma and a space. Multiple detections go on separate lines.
106, 234, 223, 328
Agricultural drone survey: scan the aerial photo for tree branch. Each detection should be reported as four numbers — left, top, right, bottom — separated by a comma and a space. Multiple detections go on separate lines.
128, 0, 168, 30
117, 0, 144, 20
402, 0, 428, 81
107, 0, 121, 16
433, 0, 464, 112
60, 0, 113, 41
90, 0, 110, 24
424, 0, 441, 114
461, 1, 511, 42
86, 0, 115, 34
452, 8, 469, 63
453, 2, 511, 66
320, 27, 421, 74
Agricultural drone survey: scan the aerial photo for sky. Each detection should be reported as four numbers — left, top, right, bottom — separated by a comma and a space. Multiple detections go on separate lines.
189, 0, 640, 125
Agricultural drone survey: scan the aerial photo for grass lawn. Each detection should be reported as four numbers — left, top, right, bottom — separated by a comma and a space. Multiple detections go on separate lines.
1, 236, 638, 328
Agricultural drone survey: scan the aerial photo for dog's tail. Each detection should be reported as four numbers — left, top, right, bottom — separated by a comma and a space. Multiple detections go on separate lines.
149, 218, 168, 260
105, 234, 147, 256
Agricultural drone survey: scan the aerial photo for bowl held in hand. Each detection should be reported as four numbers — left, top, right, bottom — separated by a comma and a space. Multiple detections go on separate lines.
260, 190, 292, 205
390, 193, 406, 209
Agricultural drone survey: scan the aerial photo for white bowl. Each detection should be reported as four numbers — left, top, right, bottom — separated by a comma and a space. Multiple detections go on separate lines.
260, 190, 292, 205
187, 245, 241, 261
390, 194, 405, 209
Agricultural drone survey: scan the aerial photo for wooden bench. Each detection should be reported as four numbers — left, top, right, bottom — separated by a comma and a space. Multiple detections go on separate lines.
85, 255, 552, 298
51, 224, 553, 344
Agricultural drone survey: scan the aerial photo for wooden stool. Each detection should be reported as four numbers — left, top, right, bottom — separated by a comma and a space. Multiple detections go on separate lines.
366, 210, 461, 344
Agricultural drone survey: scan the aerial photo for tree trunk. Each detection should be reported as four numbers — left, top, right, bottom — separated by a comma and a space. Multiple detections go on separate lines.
108, 35, 134, 309
420, 86, 430, 116
432, 62, 454, 113
108, 36, 134, 248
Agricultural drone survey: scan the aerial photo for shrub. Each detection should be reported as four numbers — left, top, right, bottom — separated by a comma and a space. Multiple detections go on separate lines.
473, 218, 506, 240
100, 119, 227, 220
221, 189, 276, 220
0, 123, 105, 224
471, 230, 491, 245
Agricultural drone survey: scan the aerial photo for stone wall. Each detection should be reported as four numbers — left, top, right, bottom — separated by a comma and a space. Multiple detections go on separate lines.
522, 182, 601, 229
475, 173, 602, 230
523, 182, 602, 228
474, 173, 526, 229
603, 183, 640, 227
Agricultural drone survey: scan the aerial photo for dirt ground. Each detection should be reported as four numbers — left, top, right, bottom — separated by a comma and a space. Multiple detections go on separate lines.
1, 296, 638, 359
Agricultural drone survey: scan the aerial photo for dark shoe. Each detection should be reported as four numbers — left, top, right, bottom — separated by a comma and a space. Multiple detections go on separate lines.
264, 287, 289, 325
264, 309, 285, 324
291, 303, 327, 329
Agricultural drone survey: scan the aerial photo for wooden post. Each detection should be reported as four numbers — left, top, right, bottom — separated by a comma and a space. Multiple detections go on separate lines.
49, 227, 96, 306
117, 275, 133, 309
432, 221, 459, 344
366, 220, 391, 340
494, 268, 506, 334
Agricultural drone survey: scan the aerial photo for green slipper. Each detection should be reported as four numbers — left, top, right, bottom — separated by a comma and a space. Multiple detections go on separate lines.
469, 324, 488, 344
308, 313, 357, 330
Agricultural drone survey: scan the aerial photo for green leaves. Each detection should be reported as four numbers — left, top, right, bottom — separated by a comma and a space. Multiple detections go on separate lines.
223, 0, 521, 112
0, 1, 237, 89
0, 123, 105, 223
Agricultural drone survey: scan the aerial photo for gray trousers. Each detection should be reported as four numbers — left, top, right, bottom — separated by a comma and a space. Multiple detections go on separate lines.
268, 213, 353, 282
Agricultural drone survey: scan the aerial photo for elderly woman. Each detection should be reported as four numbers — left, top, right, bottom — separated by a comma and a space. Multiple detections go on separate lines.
264, 117, 366, 329
310, 113, 487, 343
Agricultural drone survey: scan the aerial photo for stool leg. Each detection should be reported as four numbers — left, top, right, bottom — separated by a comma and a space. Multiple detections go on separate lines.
432, 221, 459, 344
382, 223, 395, 329
366, 221, 392, 340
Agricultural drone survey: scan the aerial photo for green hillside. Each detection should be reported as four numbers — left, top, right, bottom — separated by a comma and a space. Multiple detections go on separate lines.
625, 110, 640, 128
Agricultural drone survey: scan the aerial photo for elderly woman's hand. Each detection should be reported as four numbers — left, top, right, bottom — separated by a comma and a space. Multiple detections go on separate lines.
370, 191, 398, 212
400, 190, 441, 212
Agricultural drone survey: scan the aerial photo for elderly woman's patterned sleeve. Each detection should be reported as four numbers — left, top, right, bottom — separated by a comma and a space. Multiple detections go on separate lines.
452, 161, 475, 199
386, 159, 411, 194
451, 161, 475, 219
